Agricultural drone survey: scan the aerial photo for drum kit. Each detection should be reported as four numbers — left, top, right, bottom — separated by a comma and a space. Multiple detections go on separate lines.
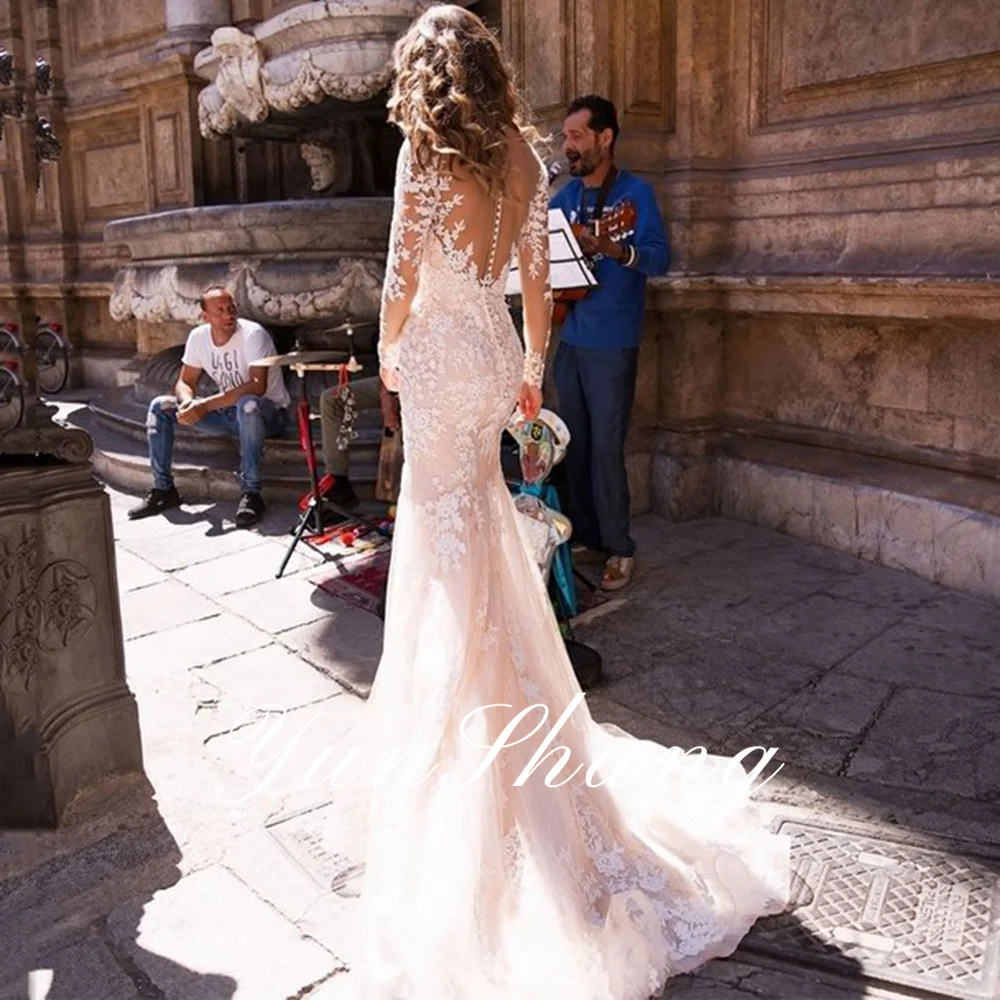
252, 320, 392, 578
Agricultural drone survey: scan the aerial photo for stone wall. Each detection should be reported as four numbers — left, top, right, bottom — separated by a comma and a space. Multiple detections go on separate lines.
504, 0, 1000, 595
0, 0, 237, 361
4, 0, 999, 540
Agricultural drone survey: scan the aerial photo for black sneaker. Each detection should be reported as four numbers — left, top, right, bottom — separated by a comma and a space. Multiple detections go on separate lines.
327, 477, 359, 509
128, 486, 182, 520
235, 490, 266, 528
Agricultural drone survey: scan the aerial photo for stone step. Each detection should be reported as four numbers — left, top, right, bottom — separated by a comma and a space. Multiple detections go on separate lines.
56, 400, 382, 505
77, 346, 143, 390
88, 387, 382, 466
711, 433, 1000, 603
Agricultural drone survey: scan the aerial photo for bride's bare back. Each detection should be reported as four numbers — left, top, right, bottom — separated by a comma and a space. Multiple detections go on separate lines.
378, 130, 551, 398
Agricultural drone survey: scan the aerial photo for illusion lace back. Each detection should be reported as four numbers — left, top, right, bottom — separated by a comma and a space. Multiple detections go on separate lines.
344, 136, 790, 999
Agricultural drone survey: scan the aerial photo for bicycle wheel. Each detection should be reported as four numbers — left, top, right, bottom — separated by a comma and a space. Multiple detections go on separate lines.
0, 367, 24, 431
36, 329, 69, 394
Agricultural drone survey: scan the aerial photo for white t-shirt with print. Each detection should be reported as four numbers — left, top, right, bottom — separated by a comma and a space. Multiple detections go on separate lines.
181, 319, 291, 409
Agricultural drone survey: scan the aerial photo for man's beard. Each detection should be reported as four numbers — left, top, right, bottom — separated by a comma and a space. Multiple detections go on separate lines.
567, 150, 601, 177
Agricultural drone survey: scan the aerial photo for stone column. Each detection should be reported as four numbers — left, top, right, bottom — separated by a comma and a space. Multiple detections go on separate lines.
163, 0, 233, 50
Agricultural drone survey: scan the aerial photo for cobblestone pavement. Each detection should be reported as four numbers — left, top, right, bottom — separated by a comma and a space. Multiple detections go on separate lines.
2, 487, 998, 1000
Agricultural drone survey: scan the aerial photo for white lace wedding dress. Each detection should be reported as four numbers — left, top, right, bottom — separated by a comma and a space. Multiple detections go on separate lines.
352, 134, 790, 999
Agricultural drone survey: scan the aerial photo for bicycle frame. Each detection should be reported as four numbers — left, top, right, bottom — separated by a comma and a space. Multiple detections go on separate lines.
0, 323, 23, 375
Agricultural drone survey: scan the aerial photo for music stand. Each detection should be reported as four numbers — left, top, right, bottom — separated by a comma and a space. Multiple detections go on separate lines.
505, 208, 596, 298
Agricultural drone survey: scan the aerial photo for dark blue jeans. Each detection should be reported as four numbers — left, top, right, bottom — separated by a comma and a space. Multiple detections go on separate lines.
147, 394, 288, 495
553, 342, 639, 558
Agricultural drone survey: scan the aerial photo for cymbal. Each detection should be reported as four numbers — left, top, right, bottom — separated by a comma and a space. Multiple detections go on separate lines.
281, 361, 364, 372
251, 350, 347, 368
320, 319, 377, 333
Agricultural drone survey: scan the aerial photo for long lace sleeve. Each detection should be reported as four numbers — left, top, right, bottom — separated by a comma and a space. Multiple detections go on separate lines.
378, 139, 438, 376
517, 156, 553, 388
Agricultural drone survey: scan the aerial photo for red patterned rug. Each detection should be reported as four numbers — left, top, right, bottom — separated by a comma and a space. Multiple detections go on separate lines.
307, 524, 621, 623
308, 526, 392, 617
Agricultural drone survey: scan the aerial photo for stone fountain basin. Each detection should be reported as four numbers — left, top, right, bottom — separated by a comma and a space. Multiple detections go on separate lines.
193, 1, 425, 81
105, 198, 393, 328
105, 198, 391, 260
192, 0, 471, 133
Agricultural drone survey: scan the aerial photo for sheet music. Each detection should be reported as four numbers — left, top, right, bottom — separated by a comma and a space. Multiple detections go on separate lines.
506, 208, 597, 297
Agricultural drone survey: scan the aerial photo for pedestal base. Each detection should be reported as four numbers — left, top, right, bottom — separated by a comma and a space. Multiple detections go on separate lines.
0, 459, 143, 827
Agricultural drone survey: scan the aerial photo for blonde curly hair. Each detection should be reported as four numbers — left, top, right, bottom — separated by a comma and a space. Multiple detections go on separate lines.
387, 4, 537, 196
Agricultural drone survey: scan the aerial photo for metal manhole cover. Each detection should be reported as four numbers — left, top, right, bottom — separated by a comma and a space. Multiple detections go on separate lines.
267, 804, 365, 895
744, 820, 1000, 999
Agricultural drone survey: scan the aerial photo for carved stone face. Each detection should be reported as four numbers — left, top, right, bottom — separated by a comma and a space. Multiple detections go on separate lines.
300, 142, 337, 192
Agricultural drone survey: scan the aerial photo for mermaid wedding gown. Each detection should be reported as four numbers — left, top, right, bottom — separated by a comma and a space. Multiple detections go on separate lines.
352, 136, 790, 999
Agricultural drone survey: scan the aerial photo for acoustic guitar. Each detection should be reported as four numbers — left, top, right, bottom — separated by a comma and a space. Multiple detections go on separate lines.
553, 199, 637, 325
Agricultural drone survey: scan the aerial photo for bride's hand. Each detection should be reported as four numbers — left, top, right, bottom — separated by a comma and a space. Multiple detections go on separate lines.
517, 382, 542, 420
380, 366, 400, 393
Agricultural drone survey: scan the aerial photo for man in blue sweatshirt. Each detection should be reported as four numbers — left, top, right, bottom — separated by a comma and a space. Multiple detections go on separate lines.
551, 95, 669, 591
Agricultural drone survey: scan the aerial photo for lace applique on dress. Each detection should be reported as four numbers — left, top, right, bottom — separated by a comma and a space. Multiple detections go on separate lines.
360, 136, 789, 1000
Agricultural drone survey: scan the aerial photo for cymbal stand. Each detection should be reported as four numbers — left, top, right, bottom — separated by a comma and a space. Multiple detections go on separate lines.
276, 327, 392, 579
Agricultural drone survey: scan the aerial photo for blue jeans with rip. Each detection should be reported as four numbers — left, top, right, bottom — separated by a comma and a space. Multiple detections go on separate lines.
146, 394, 288, 495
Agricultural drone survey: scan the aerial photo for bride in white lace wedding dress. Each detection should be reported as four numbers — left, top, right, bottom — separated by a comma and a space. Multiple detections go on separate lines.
354, 7, 789, 998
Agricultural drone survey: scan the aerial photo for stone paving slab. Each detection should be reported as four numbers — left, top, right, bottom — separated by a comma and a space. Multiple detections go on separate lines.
820, 563, 944, 612
662, 957, 888, 999
196, 644, 337, 730
105, 865, 341, 1000
125, 612, 271, 677
579, 517, 1000, 811
206, 696, 367, 810
735, 672, 893, 775
735, 591, 903, 669
216, 573, 347, 635
120, 577, 220, 641
116, 520, 275, 573
910, 590, 1000, 645
845, 688, 1000, 799
113, 547, 169, 593
833, 620, 1000, 698
174, 539, 324, 598
279, 606, 383, 698
601, 637, 827, 743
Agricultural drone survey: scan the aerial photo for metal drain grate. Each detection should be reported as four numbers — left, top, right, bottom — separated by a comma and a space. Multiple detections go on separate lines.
744, 820, 1000, 999
266, 804, 365, 895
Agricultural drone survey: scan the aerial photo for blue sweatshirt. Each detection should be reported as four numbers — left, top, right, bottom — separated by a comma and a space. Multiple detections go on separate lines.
550, 169, 669, 350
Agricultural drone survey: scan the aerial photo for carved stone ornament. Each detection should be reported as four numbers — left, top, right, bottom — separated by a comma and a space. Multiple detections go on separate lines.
0, 525, 97, 727
192, 0, 469, 139
110, 265, 202, 324
34, 56, 52, 96
35, 116, 62, 164
238, 257, 383, 324
0, 48, 13, 87
110, 257, 385, 326
199, 26, 267, 138
263, 53, 393, 115
300, 141, 338, 192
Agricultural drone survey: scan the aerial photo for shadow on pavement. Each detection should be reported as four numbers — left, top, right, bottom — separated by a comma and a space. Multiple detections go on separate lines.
0, 774, 236, 1000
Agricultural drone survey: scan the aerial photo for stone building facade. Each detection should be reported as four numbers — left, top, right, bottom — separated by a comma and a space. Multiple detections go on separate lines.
2, 0, 1000, 598
504, 0, 1000, 599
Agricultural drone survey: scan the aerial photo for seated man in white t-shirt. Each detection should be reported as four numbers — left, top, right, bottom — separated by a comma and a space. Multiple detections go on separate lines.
128, 287, 291, 528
